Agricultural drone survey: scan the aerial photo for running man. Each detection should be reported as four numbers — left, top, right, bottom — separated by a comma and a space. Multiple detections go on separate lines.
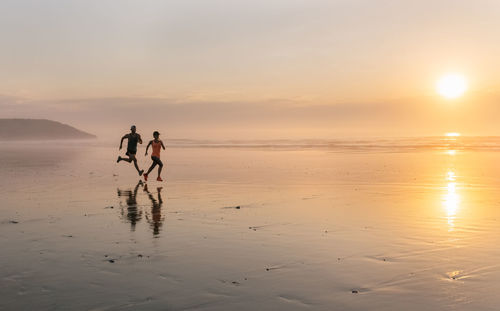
143, 131, 166, 182
117, 125, 144, 176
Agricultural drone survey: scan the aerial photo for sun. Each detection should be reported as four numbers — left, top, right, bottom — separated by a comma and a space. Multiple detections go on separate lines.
436, 74, 467, 99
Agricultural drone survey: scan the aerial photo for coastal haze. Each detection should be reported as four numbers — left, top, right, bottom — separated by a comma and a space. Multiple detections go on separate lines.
2, 1, 500, 311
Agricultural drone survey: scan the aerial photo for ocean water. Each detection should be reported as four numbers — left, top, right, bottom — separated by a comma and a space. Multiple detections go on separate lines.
2, 137, 500, 310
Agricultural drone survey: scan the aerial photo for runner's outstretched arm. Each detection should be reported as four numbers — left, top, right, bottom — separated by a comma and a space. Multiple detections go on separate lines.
119, 134, 128, 150
145, 140, 152, 156
117, 134, 129, 163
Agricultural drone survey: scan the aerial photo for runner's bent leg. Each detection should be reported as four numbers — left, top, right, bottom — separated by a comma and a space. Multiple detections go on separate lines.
146, 161, 157, 175
157, 159, 163, 178
121, 153, 133, 163
130, 154, 142, 174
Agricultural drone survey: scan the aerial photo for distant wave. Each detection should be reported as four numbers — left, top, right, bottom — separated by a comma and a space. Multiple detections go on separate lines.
164, 137, 500, 152
6, 136, 500, 152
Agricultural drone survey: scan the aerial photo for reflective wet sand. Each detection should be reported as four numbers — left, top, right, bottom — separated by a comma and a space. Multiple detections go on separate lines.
2, 141, 500, 310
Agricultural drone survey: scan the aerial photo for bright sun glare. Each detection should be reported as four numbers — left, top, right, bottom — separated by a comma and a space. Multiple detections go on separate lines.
436, 74, 467, 99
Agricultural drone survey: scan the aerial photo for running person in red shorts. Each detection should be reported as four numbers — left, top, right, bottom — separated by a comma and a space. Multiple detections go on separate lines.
143, 131, 166, 182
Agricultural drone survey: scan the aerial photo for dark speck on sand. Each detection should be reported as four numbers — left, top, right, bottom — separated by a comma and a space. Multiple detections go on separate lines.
224, 205, 241, 209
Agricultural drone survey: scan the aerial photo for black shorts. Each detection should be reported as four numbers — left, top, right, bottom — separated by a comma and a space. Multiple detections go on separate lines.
151, 156, 163, 166
126, 149, 137, 156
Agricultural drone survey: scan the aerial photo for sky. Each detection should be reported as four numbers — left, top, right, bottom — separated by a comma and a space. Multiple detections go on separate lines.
1, 0, 500, 139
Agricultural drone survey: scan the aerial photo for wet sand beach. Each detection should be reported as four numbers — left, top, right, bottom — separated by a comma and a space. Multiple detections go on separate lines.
2, 139, 500, 310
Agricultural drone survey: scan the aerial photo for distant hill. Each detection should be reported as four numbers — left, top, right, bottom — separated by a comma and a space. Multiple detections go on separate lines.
0, 119, 96, 140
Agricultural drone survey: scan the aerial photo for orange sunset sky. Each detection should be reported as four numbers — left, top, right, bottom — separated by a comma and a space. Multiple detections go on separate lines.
1, 0, 500, 139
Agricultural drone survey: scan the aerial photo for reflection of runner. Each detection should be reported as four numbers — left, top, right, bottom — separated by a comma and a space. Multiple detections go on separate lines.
117, 125, 144, 176
144, 131, 166, 182
117, 181, 143, 231
144, 184, 164, 236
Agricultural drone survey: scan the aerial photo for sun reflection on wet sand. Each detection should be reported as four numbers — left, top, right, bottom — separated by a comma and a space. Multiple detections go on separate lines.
443, 170, 460, 231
